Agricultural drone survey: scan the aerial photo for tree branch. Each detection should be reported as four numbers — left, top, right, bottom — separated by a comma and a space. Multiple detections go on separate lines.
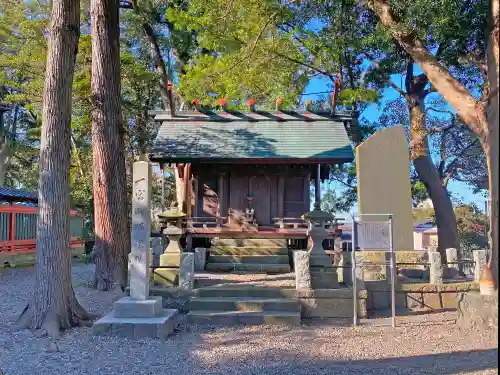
364, 52, 410, 100
442, 167, 460, 188
365, 0, 486, 136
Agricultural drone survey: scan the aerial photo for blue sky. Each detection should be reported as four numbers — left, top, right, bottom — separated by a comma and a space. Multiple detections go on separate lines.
301, 75, 488, 216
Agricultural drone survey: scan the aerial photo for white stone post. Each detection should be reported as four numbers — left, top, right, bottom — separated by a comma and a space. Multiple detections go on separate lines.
294, 250, 312, 290
473, 249, 487, 284
129, 161, 152, 301
446, 248, 459, 271
429, 251, 443, 284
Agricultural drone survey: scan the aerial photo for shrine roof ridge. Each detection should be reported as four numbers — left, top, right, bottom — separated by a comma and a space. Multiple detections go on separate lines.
149, 109, 355, 122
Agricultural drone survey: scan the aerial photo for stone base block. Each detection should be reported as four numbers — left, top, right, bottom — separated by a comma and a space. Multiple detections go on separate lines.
160, 253, 181, 266
153, 253, 182, 286
93, 309, 178, 339
113, 296, 163, 318
310, 267, 339, 289
309, 255, 333, 267
153, 269, 178, 286
179, 253, 195, 290
194, 248, 207, 271
457, 292, 498, 330
297, 289, 368, 318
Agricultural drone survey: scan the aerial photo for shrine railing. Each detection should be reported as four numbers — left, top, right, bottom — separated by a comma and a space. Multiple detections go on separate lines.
0, 204, 84, 254
273, 217, 344, 231
187, 216, 228, 229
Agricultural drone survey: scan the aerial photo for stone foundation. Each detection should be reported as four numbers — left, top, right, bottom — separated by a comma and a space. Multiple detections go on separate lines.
457, 292, 498, 330
365, 280, 479, 311
297, 288, 368, 318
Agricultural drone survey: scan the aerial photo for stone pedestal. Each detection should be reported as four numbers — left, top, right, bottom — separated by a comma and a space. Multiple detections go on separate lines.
294, 251, 311, 290
194, 247, 207, 271
93, 161, 178, 339
154, 252, 194, 289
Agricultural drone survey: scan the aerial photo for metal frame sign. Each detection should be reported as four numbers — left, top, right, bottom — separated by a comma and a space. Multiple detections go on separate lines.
355, 221, 391, 250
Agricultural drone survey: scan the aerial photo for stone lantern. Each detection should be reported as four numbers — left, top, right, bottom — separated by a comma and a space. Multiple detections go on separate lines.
158, 207, 186, 254
302, 202, 339, 288
154, 207, 188, 287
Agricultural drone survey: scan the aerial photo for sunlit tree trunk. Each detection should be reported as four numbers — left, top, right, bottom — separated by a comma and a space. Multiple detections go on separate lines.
91, 0, 130, 291
16, 0, 89, 338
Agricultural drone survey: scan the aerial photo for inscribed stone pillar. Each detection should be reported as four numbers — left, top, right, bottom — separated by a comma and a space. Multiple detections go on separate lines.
446, 248, 459, 271
473, 250, 487, 284
356, 126, 413, 251
294, 251, 311, 290
129, 161, 152, 301
429, 251, 443, 284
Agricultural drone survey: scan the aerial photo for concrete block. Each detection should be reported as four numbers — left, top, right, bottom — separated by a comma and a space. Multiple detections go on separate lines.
194, 247, 207, 271
300, 297, 367, 319
338, 251, 352, 284
179, 253, 194, 290
422, 293, 442, 309
113, 296, 163, 318
93, 309, 178, 339
406, 292, 424, 309
457, 292, 498, 330
294, 251, 311, 290
153, 268, 178, 286
310, 268, 340, 289
370, 291, 390, 310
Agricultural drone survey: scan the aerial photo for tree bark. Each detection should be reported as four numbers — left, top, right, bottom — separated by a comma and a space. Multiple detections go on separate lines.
91, 0, 130, 291
406, 68, 460, 260
410, 103, 460, 260
486, 0, 499, 287
16, 0, 89, 337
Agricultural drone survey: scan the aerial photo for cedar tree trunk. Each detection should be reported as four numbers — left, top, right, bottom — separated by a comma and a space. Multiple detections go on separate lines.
16, 0, 89, 337
91, 0, 130, 291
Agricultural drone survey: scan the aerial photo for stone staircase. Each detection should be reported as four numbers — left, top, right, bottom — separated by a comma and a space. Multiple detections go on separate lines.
205, 238, 291, 273
187, 285, 301, 325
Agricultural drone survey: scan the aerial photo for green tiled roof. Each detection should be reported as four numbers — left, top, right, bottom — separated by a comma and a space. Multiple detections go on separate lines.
149, 110, 355, 163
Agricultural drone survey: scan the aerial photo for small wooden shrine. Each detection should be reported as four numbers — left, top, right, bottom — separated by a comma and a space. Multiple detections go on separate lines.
149, 101, 355, 246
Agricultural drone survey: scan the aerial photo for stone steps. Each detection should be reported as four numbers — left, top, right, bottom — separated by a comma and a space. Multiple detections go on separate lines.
195, 286, 296, 298
205, 262, 290, 273
188, 285, 301, 326
211, 238, 287, 248
209, 246, 288, 255
187, 310, 301, 325
189, 297, 301, 312
209, 255, 289, 264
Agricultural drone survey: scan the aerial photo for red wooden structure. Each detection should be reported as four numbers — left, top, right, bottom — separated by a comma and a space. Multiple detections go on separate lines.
0, 204, 84, 255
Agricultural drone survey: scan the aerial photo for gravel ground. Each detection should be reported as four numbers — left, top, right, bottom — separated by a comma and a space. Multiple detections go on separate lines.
0, 264, 497, 375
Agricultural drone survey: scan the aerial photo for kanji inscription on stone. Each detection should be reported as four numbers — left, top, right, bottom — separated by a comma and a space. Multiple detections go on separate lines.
129, 162, 152, 301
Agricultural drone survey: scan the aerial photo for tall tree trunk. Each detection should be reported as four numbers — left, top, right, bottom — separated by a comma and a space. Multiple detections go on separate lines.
406, 68, 460, 260
409, 101, 460, 260
16, 0, 89, 338
91, 0, 130, 291
486, 0, 499, 287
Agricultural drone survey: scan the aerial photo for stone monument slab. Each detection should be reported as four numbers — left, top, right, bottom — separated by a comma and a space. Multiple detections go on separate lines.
356, 126, 413, 251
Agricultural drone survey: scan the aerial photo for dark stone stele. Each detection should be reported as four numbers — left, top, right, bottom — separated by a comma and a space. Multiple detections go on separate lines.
457, 291, 498, 330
